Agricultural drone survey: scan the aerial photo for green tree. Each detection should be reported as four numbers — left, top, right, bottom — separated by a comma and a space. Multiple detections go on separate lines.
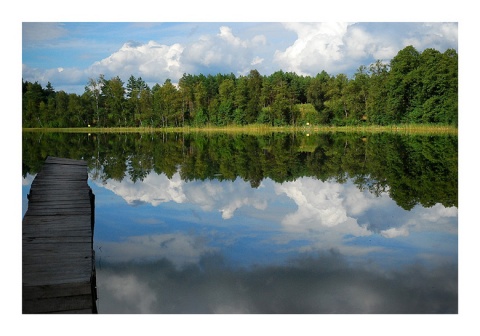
386, 45, 421, 123
22, 81, 45, 127
193, 80, 209, 125
54, 91, 69, 127
125, 76, 149, 126
84, 76, 103, 126
67, 93, 87, 126
260, 75, 274, 108
234, 76, 248, 124
306, 71, 330, 123
138, 86, 153, 126
154, 79, 181, 127
80, 92, 94, 126
366, 60, 390, 124
178, 73, 196, 124
245, 69, 263, 123
218, 78, 236, 125
346, 65, 370, 122
101, 76, 125, 126
324, 74, 349, 125
411, 48, 458, 124
270, 71, 290, 125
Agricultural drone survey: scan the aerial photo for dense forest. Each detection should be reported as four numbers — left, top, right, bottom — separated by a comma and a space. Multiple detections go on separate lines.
22, 46, 458, 128
22, 132, 457, 211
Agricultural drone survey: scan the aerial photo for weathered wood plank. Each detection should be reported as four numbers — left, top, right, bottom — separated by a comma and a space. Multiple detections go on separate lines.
45, 156, 88, 164
23, 267, 94, 280
23, 255, 93, 265
23, 267, 94, 277
29, 185, 91, 190
23, 156, 97, 314
54, 309, 94, 314
36, 167, 87, 172
27, 202, 92, 208
23, 294, 94, 314
23, 215, 92, 225
23, 267, 93, 282
27, 205, 92, 212
22, 230, 92, 238
22, 227, 93, 235
23, 260, 93, 269
23, 282, 92, 299
22, 220, 94, 233
25, 210, 92, 217
23, 236, 94, 244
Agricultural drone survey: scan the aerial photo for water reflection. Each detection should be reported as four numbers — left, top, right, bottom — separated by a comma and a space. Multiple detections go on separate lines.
22, 131, 458, 313
96, 251, 457, 314
87, 170, 457, 313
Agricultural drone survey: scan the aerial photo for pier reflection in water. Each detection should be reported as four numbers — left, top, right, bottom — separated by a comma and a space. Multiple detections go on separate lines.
22, 131, 458, 313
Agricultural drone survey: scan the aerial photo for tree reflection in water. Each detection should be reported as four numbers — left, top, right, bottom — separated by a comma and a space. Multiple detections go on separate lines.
22, 131, 458, 313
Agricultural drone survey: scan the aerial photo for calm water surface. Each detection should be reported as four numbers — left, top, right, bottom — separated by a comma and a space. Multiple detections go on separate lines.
22, 131, 458, 313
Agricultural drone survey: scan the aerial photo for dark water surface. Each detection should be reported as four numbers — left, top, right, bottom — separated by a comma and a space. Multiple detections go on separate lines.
22, 131, 458, 313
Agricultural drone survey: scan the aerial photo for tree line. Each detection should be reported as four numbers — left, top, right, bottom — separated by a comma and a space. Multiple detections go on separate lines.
22, 46, 457, 128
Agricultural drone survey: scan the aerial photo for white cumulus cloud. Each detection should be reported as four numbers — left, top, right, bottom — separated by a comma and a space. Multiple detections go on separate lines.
420, 203, 458, 222
22, 22, 458, 95
218, 26, 247, 47
380, 226, 410, 238
92, 170, 457, 250
182, 26, 268, 76
98, 233, 215, 266
276, 177, 348, 228
95, 171, 186, 206
94, 171, 270, 220
402, 22, 458, 52
274, 22, 351, 75
88, 40, 185, 82
251, 56, 264, 66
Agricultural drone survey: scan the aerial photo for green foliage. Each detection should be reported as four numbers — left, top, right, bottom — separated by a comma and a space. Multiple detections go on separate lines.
296, 103, 320, 124
22, 131, 458, 210
22, 47, 457, 129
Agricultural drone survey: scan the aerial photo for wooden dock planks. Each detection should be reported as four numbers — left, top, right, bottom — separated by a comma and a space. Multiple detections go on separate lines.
22, 156, 97, 314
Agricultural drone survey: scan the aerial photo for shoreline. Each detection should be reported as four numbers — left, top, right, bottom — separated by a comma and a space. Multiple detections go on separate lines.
22, 124, 458, 135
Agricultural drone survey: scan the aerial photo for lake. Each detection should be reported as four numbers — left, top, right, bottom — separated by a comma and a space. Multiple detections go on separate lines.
22, 131, 458, 313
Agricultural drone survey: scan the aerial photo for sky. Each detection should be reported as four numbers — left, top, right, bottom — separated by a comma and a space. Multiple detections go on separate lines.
22, 21, 458, 94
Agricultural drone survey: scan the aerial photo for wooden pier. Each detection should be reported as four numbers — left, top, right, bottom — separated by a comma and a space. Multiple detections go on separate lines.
22, 156, 97, 314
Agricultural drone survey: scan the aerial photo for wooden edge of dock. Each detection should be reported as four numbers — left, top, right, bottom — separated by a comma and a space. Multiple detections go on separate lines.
22, 156, 97, 314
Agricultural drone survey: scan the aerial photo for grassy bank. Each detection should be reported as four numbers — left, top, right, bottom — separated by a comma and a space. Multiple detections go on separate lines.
22, 123, 458, 135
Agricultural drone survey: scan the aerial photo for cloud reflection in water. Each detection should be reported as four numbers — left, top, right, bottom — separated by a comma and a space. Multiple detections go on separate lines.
90, 171, 457, 313
96, 250, 457, 314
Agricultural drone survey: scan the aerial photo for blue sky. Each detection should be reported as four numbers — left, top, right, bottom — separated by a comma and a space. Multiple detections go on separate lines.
22, 21, 458, 94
